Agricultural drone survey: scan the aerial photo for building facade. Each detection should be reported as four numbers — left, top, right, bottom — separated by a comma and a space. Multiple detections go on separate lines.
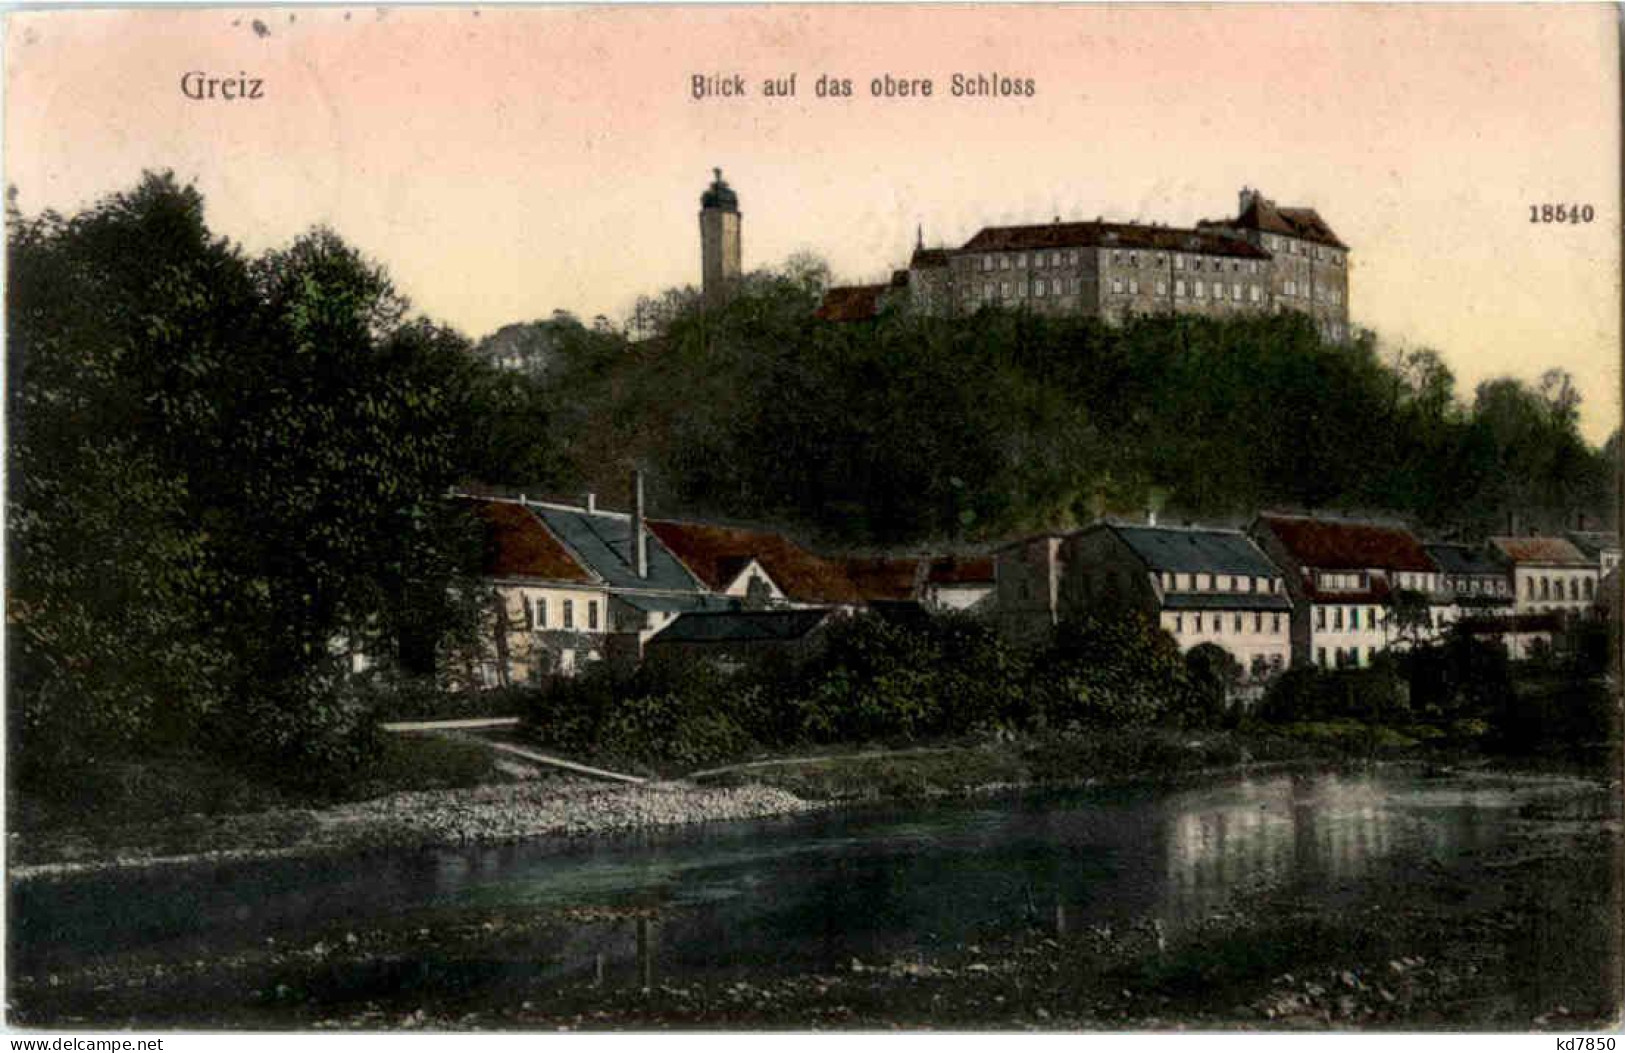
1489, 536, 1599, 616
821, 187, 1351, 340
1250, 513, 1442, 669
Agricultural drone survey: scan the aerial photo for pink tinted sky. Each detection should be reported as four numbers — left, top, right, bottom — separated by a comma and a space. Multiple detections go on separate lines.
6, 4, 1620, 441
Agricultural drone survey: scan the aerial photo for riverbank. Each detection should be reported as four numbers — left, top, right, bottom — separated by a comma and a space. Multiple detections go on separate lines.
11, 767, 1617, 1030
6, 729, 1346, 878
10, 728, 1611, 882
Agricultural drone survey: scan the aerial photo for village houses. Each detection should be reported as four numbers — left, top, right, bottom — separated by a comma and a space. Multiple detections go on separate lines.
1488, 536, 1599, 617
1248, 513, 1444, 669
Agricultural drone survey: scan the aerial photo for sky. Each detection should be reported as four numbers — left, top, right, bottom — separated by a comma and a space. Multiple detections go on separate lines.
5, 4, 1620, 443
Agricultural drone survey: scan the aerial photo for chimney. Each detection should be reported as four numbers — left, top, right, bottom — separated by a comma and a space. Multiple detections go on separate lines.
1147, 508, 1158, 527
1239, 187, 1258, 214
585, 492, 597, 514
632, 470, 648, 578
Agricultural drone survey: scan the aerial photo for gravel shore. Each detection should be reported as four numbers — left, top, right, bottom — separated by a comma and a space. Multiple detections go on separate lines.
10, 777, 817, 882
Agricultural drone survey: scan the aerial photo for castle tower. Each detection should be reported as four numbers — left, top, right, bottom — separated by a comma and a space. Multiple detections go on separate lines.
699, 167, 741, 308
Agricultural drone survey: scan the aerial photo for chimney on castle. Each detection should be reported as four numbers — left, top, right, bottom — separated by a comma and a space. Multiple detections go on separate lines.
1239, 186, 1258, 214
632, 470, 649, 578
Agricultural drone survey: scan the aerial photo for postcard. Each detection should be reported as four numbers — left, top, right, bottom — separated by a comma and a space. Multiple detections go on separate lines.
5, 2, 1620, 1036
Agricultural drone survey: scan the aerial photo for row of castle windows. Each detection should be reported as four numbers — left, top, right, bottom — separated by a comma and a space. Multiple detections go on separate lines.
1263, 235, 1345, 267
1165, 611, 1285, 635
980, 251, 1080, 271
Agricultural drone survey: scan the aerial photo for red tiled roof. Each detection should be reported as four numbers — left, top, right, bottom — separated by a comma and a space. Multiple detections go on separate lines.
472, 500, 596, 583
927, 555, 995, 586
815, 284, 888, 322
647, 519, 864, 605
1257, 514, 1433, 573
960, 221, 1269, 259
1200, 197, 1347, 250
1489, 536, 1591, 567
843, 557, 923, 602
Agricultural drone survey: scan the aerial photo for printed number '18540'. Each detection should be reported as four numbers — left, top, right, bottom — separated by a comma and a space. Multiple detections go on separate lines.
1530, 204, 1595, 223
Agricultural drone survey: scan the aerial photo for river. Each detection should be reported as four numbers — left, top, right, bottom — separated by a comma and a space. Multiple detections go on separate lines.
9, 766, 1617, 1026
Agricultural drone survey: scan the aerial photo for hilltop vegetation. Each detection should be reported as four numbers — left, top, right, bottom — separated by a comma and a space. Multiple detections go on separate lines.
488, 265, 1616, 546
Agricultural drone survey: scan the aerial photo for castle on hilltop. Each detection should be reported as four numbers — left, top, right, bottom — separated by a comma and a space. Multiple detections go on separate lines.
816, 187, 1351, 340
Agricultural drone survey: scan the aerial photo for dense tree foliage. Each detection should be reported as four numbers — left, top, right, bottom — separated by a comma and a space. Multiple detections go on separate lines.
8, 174, 487, 785
477, 263, 1614, 545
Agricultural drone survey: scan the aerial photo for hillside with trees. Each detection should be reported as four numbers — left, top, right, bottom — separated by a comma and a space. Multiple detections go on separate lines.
487, 262, 1617, 548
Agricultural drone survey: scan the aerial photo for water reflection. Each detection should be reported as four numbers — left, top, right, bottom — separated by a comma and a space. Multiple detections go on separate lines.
10, 770, 1608, 988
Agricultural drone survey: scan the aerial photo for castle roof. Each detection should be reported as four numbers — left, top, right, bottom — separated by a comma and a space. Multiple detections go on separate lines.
960, 221, 1269, 259
1201, 195, 1347, 250
910, 246, 951, 269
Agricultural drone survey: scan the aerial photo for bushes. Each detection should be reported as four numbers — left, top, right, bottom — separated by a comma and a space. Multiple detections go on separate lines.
1255, 662, 1409, 727
519, 609, 1198, 773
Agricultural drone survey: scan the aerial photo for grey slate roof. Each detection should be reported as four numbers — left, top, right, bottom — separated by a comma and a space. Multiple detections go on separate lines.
1566, 531, 1620, 560
615, 593, 738, 614
530, 504, 705, 592
1162, 592, 1292, 612
650, 608, 833, 645
1425, 543, 1505, 578
1109, 524, 1280, 578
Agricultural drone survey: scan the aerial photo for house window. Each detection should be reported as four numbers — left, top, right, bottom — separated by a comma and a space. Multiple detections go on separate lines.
1194, 280, 1205, 298
535, 597, 547, 629
1016, 253, 1028, 268
1316, 606, 1326, 630
1175, 614, 1184, 633
1034, 279, 1046, 298
984, 283, 995, 300
1234, 613, 1243, 633
1001, 281, 1012, 298
1255, 612, 1263, 633
982, 255, 994, 271
1156, 279, 1167, 295
1317, 647, 1327, 668
1000, 256, 1011, 270
564, 599, 575, 629
1194, 613, 1203, 632
1272, 613, 1282, 633
1128, 278, 1139, 294
588, 600, 599, 630
1176, 279, 1187, 297
1334, 608, 1344, 630
1129, 253, 1139, 267
521, 596, 535, 631
1174, 256, 1185, 270
1213, 615, 1222, 635
1351, 608, 1360, 630
1232, 283, 1242, 300
1285, 279, 1297, 296
1068, 250, 1079, 265
1112, 278, 1124, 294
